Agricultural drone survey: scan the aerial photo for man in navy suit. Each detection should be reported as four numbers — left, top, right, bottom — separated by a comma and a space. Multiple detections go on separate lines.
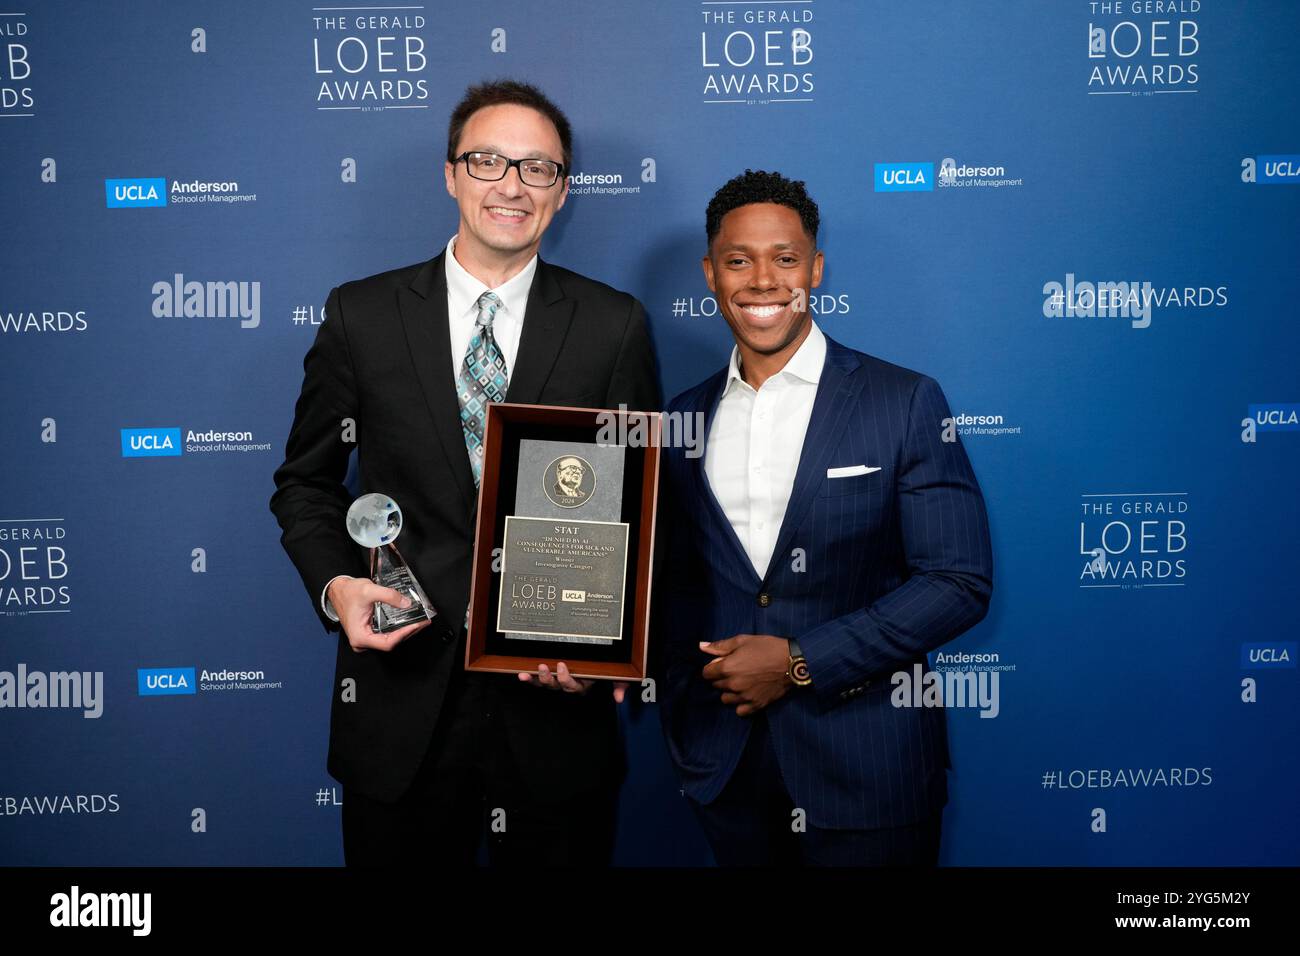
656, 170, 993, 865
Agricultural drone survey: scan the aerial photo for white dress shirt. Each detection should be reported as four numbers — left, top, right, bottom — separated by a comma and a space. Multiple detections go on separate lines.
321, 234, 538, 622
442, 232, 535, 384
703, 321, 827, 579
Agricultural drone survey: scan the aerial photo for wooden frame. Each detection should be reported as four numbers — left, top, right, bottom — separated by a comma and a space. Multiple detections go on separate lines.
465, 403, 661, 680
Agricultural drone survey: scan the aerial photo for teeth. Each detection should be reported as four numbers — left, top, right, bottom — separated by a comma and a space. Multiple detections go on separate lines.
742, 304, 784, 318
489, 207, 526, 218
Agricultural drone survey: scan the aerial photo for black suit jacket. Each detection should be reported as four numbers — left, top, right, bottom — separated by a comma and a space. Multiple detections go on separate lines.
270, 250, 661, 803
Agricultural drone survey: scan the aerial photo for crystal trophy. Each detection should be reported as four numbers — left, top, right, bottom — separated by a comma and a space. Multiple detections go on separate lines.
345, 494, 436, 633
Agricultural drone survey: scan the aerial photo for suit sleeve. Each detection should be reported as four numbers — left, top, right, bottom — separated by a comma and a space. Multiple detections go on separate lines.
603, 297, 662, 412
796, 374, 994, 707
269, 286, 369, 633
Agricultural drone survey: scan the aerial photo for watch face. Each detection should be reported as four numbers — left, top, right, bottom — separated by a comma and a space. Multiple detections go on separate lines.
790, 657, 812, 686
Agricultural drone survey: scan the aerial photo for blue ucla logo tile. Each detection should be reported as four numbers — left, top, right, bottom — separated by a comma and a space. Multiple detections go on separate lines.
1258, 155, 1300, 184
121, 427, 182, 457
1248, 403, 1300, 430
137, 667, 196, 695
874, 162, 934, 192
105, 178, 167, 208
1240, 643, 1296, 669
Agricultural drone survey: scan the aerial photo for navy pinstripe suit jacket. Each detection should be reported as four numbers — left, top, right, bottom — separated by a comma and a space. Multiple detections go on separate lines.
656, 334, 993, 829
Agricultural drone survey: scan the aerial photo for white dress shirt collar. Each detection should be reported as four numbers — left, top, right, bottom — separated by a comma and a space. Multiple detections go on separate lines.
723, 319, 827, 395
444, 233, 538, 320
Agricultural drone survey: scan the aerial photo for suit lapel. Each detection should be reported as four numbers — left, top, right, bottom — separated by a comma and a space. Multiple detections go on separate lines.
761, 337, 864, 585
504, 258, 575, 405
690, 370, 762, 586
396, 252, 476, 511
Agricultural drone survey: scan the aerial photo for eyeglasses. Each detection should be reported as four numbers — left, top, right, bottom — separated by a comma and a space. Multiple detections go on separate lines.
454, 151, 565, 188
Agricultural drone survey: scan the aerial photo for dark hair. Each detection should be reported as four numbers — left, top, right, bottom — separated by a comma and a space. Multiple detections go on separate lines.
446, 79, 573, 173
705, 169, 820, 245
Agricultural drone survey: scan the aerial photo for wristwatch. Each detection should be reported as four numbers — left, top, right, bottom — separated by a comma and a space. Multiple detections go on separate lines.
786, 638, 812, 687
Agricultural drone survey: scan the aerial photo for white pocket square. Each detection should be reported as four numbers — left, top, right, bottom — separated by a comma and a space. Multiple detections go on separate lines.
826, 465, 881, 478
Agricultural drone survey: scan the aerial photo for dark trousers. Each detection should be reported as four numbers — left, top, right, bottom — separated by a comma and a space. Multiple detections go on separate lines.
341, 672, 616, 867
690, 714, 943, 866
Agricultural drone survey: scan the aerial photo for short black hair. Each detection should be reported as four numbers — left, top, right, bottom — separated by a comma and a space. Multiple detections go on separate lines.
447, 79, 573, 173
705, 169, 819, 246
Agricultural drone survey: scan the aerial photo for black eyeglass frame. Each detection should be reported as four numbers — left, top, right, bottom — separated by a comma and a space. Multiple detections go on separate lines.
452, 151, 567, 188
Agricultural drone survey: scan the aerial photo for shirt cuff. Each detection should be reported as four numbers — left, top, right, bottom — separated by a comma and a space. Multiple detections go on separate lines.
321, 575, 351, 623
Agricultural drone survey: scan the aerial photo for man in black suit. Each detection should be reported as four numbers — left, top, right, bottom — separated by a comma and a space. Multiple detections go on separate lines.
270, 79, 660, 866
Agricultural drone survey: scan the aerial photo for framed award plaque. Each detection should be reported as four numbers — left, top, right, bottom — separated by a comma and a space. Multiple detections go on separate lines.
465, 403, 661, 681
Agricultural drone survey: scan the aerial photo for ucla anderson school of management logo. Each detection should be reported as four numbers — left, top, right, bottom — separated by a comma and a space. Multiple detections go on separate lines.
119, 427, 271, 457
105, 176, 257, 208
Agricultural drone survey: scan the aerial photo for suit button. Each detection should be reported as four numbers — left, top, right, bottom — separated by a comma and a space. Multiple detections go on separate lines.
757, 593, 771, 608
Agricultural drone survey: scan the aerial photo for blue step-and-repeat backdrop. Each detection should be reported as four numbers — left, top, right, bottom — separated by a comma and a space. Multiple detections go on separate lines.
2, 1, 1297, 865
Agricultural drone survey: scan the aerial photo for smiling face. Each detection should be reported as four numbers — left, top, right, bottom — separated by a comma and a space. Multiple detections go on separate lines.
443, 103, 568, 266
703, 202, 824, 370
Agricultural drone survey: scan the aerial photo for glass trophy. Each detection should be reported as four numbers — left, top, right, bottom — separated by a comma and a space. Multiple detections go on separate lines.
345, 493, 436, 633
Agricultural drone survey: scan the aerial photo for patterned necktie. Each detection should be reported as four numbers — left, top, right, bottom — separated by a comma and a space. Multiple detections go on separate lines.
456, 290, 509, 486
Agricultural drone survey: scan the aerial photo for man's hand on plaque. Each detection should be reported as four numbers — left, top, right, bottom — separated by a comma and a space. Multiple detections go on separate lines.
330, 575, 430, 653
517, 662, 630, 703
